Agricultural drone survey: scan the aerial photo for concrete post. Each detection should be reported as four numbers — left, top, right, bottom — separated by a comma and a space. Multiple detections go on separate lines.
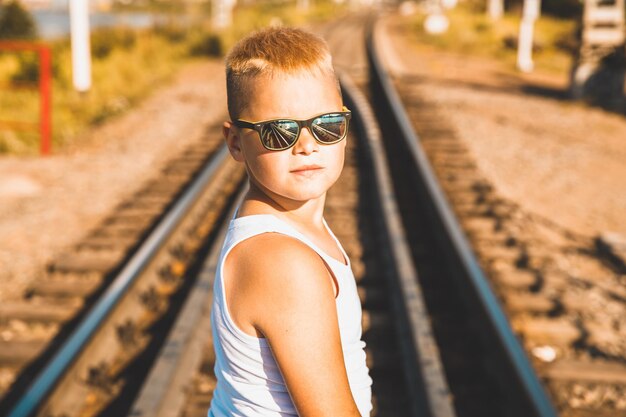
516, 0, 540, 72
211, 0, 236, 29
297, 0, 309, 12
487, 0, 504, 20
570, 0, 625, 106
70, 0, 91, 92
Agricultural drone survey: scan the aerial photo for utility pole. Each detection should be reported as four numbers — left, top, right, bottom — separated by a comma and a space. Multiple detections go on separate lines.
570, 0, 625, 106
487, 0, 503, 20
70, 0, 91, 92
516, 0, 540, 72
297, 0, 309, 12
211, 0, 236, 29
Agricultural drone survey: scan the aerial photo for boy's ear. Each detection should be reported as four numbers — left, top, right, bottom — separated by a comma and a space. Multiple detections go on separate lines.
223, 121, 245, 162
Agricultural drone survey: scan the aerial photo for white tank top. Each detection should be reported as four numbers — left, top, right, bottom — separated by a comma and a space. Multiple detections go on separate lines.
208, 212, 373, 417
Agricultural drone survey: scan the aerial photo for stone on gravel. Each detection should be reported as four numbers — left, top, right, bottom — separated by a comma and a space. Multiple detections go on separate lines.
546, 359, 626, 384
512, 317, 580, 345
491, 266, 537, 289
0, 60, 227, 303
596, 232, 626, 273
503, 293, 555, 314
0, 175, 41, 198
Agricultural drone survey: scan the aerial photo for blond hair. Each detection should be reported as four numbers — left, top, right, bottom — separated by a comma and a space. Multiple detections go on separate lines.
225, 27, 340, 120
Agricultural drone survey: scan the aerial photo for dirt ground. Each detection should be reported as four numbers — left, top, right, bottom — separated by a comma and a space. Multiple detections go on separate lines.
378, 15, 626, 241
2, 15, 624, 305
0, 59, 228, 301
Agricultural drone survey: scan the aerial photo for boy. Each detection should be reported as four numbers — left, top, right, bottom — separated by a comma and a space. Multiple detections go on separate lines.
208, 27, 373, 417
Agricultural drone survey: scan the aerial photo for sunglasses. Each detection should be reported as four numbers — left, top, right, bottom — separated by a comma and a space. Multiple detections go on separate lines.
233, 107, 352, 151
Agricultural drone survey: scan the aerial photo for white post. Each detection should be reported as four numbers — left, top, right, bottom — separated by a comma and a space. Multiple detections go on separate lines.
441, 0, 457, 10
487, 0, 503, 20
211, 0, 235, 29
516, 0, 540, 72
297, 0, 309, 12
70, 0, 91, 92
570, 0, 625, 102
423, 0, 449, 35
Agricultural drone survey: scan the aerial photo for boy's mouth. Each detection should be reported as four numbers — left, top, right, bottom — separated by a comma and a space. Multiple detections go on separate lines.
290, 165, 323, 173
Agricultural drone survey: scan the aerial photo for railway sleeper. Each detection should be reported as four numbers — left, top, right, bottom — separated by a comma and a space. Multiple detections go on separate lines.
25, 276, 101, 299
512, 316, 582, 347
369, 380, 412, 414
116, 199, 170, 212
427, 152, 474, 165
421, 144, 470, 156
0, 340, 47, 367
89, 225, 147, 240
101, 214, 156, 227
131, 192, 177, 205
356, 285, 388, 309
76, 235, 139, 251
361, 310, 392, 333
501, 292, 558, 315
47, 251, 126, 274
488, 263, 539, 289
0, 301, 80, 324
544, 359, 626, 384
438, 171, 484, 186
165, 157, 207, 167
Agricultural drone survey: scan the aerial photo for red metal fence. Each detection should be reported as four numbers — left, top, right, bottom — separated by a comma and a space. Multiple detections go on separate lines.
0, 41, 52, 155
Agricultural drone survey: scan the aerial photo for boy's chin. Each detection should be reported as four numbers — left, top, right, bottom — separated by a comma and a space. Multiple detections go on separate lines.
257, 183, 328, 205
273, 187, 327, 203
250, 182, 328, 205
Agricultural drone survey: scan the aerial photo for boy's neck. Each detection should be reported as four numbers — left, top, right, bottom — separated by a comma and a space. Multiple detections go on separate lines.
238, 182, 326, 229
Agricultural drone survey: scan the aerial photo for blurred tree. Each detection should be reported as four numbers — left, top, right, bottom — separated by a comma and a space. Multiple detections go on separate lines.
189, 33, 223, 57
541, 0, 582, 18
503, 0, 582, 17
0, 0, 38, 40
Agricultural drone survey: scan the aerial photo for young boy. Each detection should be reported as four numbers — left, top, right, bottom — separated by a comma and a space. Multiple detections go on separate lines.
208, 27, 373, 417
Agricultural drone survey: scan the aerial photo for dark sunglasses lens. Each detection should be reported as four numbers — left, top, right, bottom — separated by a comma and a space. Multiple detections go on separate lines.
312, 114, 348, 144
260, 120, 299, 150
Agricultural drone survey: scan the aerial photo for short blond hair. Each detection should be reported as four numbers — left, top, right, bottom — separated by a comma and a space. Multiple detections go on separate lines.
225, 27, 340, 120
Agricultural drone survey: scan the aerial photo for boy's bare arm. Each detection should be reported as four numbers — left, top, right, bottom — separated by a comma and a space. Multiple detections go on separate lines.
231, 234, 361, 417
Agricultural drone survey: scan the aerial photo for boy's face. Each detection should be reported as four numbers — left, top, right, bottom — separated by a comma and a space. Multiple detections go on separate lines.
225, 70, 346, 206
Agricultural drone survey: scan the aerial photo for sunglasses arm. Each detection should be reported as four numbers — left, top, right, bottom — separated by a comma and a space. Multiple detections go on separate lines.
233, 120, 257, 130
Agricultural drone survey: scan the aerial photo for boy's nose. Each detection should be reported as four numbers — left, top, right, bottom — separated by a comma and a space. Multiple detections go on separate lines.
293, 127, 318, 155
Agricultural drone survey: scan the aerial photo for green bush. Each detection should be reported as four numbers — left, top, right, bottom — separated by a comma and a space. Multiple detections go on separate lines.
542, 0, 582, 19
476, 0, 581, 18
0, 0, 38, 40
11, 53, 38, 83
153, 22, 188, 43
91, 27, 137, 59
189, 33, 223, 57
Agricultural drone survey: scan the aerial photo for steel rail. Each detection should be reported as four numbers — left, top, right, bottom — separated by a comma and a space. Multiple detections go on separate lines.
128, 185, 246, 417
128, 69, 458, 417
6, 144, 230, 417
366, 16, 558, 417
339, 72, 456, 417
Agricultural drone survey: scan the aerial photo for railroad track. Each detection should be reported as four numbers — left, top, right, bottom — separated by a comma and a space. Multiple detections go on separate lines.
0, 11, 569, 417
132, 15, 452, 417
0, 123, 246, 416
130, 13, 558, 417
376, 13, 626, 417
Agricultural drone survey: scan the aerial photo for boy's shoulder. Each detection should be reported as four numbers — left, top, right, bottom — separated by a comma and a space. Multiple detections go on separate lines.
230, 232, 325, 274
226, 232, 338, 335
226, 232, 334, 297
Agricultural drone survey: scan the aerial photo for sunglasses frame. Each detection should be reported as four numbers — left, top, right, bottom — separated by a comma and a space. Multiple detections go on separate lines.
233, 106, 352, 151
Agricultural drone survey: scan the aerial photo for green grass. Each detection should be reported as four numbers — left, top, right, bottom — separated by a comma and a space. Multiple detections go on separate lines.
0, 0, 347, 155
217, 0, 347, 52
0, 29, 190, 154
406, 3, 577, 74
